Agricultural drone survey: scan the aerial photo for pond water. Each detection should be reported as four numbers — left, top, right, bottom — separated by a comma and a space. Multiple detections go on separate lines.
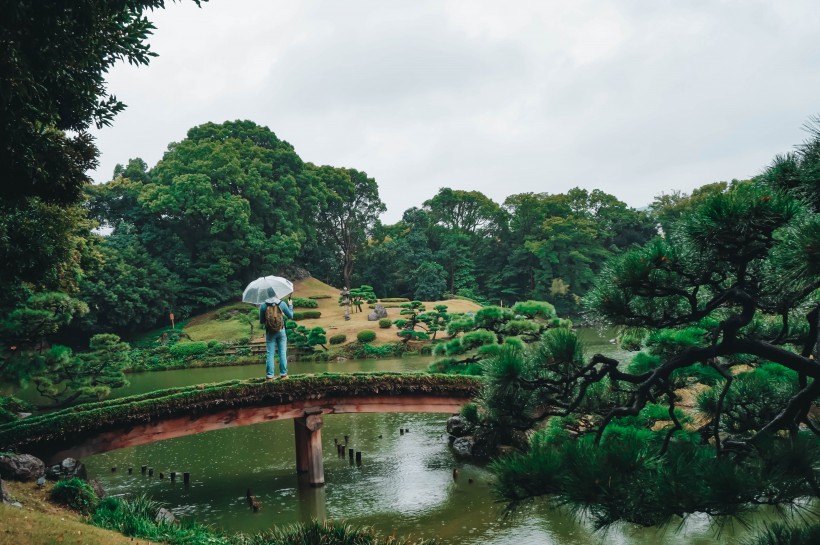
56, 329, 782, 542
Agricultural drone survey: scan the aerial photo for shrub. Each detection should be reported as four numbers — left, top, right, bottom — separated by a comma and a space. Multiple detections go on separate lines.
329, 334, 347, 345
368, 302, 405, 309
380, 298, 409, 303
168, 341, 209, 357
378, 318, 392, 329
293, 310, 321, 320
512, 300, 556, 319
357, 329, 377, 343
309, 294, 331, 299
292, 297, 318, 308
51, 478, 98, 514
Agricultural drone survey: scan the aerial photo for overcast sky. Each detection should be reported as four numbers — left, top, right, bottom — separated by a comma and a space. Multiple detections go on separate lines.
90, 0, 820, 223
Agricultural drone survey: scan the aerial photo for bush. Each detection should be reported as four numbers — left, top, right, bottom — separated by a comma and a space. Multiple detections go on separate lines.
329, 334, 347, 345
292, 297, 318, 308
380, 298, 409, 303
309, 294, 331, 299
357, 329, 377, 343
51, 478, 98, 514
512, 300, 556, 319
168, 341, 209, 357
368, 302, 405, 309
378, 318, 393, 329
293, 310, 321, 320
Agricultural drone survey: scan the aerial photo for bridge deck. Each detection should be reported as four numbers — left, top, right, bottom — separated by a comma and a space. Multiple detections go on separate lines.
0, 373, 480, 463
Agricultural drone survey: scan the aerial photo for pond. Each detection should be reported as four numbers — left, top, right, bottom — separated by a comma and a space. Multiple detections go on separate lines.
28, 328, 789, 543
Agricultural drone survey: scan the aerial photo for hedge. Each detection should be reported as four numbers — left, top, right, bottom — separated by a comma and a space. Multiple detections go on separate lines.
293, 311, 321, 320
357, 330, 377, 343
380, 298, 410, 303
329, 334, 347, 345
378, 318, 393, 329
292, 297, 319, 309
168, 341, 209, 357
309, 295, 332, 299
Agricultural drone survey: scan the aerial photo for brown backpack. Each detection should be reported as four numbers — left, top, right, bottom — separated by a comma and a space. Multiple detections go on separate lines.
265, 303, 284, 333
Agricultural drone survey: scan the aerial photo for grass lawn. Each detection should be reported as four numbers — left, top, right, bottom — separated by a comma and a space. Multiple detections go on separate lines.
0, 481, 161, 545
174, 277, 482, 347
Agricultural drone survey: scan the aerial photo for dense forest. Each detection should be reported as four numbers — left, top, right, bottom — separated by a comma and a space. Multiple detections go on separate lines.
6, 118, 696, 343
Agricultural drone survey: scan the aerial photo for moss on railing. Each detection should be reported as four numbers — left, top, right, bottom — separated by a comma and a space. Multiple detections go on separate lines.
0, 373, 480, 455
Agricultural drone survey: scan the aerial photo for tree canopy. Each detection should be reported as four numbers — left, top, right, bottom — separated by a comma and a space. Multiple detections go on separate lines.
476, 120, 820, 528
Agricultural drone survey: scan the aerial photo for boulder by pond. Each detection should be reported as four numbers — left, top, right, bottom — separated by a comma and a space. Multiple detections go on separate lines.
0, 453, 45, 481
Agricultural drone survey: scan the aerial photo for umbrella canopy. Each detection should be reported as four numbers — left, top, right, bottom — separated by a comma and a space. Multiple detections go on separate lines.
242, 275, 294, 305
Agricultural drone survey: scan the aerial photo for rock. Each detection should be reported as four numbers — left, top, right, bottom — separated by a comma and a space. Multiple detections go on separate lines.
0, 453, 45, 481
446, 415, 472, 437
89, 478, 107, 499
156, 507, 177, 524
1, 477, 13, 504
10, 501, 22, 509
45, 464, 62, 481
336, 357, 347, 362
46, 458, 87, 481
451, 436, 476, 458
366, 304, 388, 321
36, 476, 46, 488
16, 412, 32, 419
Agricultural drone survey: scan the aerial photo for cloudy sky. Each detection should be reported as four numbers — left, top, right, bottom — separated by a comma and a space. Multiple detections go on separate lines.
90, 0, 820, 223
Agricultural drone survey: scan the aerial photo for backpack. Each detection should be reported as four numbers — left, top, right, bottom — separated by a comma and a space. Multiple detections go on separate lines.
265, 303, 284, 334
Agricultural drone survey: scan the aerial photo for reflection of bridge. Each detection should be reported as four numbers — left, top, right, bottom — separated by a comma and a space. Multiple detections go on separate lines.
0, 373, 479, 487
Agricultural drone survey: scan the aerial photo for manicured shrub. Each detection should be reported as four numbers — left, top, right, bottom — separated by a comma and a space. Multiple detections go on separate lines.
329, 334, 347, 345
512, 300, 556, 319
168, 341, 209, 357
357, 329, 377, 343
309, 294, 331, 299
380, 297, 409, 303
292, 297, 318, 308
51, 477, 98, 514
293, 310, 321, 320
368, 302, 405, 309
378, 318, 392, 329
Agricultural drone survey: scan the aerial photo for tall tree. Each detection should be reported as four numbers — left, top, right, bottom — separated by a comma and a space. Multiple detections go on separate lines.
313, 165, 385, 289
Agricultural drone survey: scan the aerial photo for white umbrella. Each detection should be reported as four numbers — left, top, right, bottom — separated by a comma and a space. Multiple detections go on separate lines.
242, 275, 294, 305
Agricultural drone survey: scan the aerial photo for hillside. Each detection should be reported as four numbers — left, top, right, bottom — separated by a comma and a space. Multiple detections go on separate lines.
181, 277, 482, 346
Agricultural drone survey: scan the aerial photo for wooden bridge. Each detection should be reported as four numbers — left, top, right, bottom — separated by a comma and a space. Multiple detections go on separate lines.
0, 373, 479, 487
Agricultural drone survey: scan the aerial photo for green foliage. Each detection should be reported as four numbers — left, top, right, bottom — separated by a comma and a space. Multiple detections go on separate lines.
357, 330, 377, 343
412, 261, 448, 301
491, 428, 819, 529
697, 364, 800, 434
25, 333, 130, 407
329, 334, 347, 345
742, 522, 820, 545
291, 297, 318, 309
511, 300, 556, 319
380, 298, 409, 303
0, 396, 31, 424
309, 294, 331, 299
378, 318, 393, 329
51, 478, 98, 514
168, 341, 209, 358
292, 310, 321, 320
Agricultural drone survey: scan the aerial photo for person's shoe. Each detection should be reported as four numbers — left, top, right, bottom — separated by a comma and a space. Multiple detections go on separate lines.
266, 377, 276, 382
280, 374, 289, 379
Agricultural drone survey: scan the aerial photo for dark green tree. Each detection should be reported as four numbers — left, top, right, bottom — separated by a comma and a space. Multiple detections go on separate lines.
481, 122, 820, 528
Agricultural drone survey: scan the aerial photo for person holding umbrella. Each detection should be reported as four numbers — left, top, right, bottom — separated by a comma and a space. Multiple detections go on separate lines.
243, 276, 295, 380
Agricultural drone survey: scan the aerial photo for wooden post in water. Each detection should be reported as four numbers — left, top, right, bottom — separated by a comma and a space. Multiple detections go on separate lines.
183, 472, 190, 485
294, 419, 310, 474
294, 409, 325, 487
356, 451, 362, 466
141, 465, 147, 475
170, 471, 176, 482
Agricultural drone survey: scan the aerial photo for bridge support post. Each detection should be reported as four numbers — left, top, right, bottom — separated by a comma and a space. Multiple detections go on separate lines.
294, 410, 324, 487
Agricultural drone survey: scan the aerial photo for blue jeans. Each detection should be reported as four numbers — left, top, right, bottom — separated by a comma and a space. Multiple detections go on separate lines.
265, 329, 288, 377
